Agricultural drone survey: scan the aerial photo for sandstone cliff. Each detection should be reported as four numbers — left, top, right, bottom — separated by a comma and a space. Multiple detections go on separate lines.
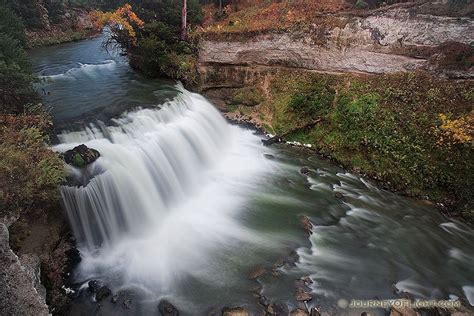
199, 5, 474, 80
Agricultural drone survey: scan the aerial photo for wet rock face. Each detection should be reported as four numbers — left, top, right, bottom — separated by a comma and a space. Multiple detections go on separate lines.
19, 254, 47, 301
63, 144, 100, 167
42, 232, 81, 314
158, 300, 179, 316
0, 223, 49, 316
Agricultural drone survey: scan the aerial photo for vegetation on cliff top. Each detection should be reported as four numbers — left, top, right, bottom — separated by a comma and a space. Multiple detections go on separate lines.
198, 0, 473, 36
261, 71, 473, 220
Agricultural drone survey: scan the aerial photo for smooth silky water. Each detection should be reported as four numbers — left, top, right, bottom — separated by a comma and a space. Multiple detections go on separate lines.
30, 35, 474, 315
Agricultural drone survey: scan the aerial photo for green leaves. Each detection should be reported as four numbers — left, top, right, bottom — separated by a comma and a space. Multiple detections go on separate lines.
269, 71, 473, 218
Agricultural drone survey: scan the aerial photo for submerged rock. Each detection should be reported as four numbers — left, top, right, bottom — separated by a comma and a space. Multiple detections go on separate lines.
88, 280, 100, 293
95, 286, 111, 302
111, 293, 119, 303
222, 307, 250, 316
299, 215, 313, 235
64, 144, 100, 167
300, 167, 310, 175
123, 298, 132, 309
248, 266, 266, 279
334, 192, 345, 200
158, 300, 179, 316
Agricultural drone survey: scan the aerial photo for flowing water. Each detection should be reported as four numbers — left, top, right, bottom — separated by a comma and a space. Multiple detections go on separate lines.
30, 35, 474, 315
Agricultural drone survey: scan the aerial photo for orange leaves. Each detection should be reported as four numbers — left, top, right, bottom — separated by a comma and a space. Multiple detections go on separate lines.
91, 4, 144, 45
436, 112, 473, 147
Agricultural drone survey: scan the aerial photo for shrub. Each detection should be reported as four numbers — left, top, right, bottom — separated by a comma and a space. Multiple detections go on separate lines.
268, 71, 473, 219
0, 112, 66, 219
288, 85, 334, 117
355, 0, 369, 9
230, 87, 265, 106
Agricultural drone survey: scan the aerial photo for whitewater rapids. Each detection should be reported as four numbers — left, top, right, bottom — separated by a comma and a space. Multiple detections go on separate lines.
55, 85, 279, 295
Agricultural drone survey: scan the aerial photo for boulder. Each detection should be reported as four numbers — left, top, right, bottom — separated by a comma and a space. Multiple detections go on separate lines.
158, 300, 179, 316
222, 307, 250, 316
390, 303, 420, 316
295, 288, 312, 302
309, 308, 321, 316
266, 303, 289, 315
63, 144, 100, 167
290, 308, 309, 316
262, 135, 283, 146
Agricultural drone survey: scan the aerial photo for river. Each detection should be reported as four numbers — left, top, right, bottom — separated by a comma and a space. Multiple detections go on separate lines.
30, 34, 474, 315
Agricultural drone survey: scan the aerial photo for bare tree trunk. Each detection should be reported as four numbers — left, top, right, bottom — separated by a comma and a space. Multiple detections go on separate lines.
181, 0, 187, 40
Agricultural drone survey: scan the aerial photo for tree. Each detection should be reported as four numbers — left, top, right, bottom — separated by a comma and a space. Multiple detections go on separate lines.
0, 4, 27, 46
91, 4, 144, 49
181, 0, 187, 40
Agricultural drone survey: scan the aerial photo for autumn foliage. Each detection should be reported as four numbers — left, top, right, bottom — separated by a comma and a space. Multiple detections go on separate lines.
200, 0, 350, 34
91, 4, 144, 46
0, 110, 65, 218
437, 112, 473, 147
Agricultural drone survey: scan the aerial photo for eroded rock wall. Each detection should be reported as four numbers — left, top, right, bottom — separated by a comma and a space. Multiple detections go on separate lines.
199, 7, 473, 78
0, 223, 49, 316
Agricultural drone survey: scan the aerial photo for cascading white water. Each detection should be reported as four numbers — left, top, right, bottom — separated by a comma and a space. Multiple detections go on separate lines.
55, 85, 276, 292
57, 85, 230, 249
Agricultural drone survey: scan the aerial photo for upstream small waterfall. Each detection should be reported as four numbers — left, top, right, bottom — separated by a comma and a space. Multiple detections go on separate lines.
56, 85, 233, 250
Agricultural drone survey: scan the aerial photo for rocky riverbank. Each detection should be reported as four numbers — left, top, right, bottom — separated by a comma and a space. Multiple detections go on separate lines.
1, 208, 81, 315
26, 8, 97, 48
0, 223, 49, 315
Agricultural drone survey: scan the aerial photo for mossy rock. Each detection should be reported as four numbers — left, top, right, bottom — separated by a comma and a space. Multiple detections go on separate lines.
63, 144, 100, 168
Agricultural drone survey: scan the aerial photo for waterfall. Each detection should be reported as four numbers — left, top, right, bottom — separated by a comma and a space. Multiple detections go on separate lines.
56, 85, 233, 250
